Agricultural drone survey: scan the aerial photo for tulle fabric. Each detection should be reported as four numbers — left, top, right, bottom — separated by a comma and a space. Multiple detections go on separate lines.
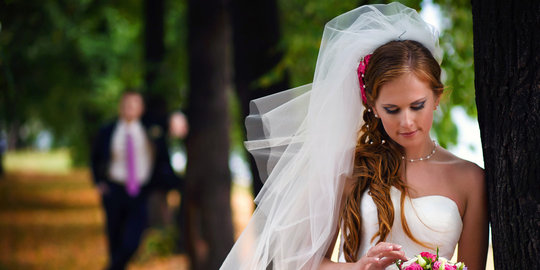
221, 3, 441, 269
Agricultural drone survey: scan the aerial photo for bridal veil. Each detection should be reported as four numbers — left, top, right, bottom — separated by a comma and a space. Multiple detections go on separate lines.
221, 3, 441, 269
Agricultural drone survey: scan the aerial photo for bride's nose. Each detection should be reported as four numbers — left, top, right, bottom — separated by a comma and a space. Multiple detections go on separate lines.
400, 110, 414, 128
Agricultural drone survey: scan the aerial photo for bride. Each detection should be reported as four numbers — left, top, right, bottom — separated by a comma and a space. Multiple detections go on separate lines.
222, 3, 488, 270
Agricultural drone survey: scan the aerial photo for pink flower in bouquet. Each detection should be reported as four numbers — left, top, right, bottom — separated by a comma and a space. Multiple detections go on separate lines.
403, 263, 423, 270
396, 248, 466, 270
433, 261, 457, 270
420, 252, 436, 261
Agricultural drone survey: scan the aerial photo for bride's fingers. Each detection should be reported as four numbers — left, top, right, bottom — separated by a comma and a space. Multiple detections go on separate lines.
366, 242, 402, 258
354, 256, 379, 270
356, 251, 407, 270
363, 244, 408, 269
381, 250, 407, 260
375, 251, 408, 267
369, 250, 407, 265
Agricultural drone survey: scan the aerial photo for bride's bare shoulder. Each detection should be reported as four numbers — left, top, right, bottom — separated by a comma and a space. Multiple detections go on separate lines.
437, 147, 485, 190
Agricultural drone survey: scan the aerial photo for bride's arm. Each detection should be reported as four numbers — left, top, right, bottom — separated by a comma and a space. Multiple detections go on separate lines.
457, 165, 488, 269
319, 177, 356, 269
319, 226, 353, 270
318, 178, 407, 270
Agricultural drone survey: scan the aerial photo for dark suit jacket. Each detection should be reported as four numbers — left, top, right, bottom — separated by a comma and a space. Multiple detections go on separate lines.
90, 117, 179, 191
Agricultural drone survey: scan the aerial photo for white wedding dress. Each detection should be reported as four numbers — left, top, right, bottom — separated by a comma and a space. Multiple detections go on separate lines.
338, 187, 463, 268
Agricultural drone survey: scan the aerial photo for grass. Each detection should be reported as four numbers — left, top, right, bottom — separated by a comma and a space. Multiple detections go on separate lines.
0, 170, 108, 269
0, 151, 192, 270
0, 150, 254, 270
3, 149, 72, 174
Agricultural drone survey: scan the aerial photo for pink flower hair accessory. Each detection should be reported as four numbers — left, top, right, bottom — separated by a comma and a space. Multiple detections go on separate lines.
356, 54, 372, 104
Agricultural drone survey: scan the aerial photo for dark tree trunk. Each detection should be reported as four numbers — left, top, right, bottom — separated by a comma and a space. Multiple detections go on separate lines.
0, 46, 17, 169
231, 0, 289, 197
6, 121, 22, 150
0, 131, 4, 175
185, 0, 234, 269
142, 0, 173, 230
144, 0, 165, 95
143, 0, 168, 124
472, 0, 540, 269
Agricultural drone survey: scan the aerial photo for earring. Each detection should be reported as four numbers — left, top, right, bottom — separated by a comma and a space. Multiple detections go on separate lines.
374, 114, 379, 118
382, 140, 386, 144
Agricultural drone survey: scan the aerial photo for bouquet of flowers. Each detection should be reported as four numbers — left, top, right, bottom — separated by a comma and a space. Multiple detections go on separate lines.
395, 248, 467, 270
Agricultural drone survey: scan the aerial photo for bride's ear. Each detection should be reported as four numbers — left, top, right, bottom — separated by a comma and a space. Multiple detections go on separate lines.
434, 95, 441, 110
372, 107, 380, 118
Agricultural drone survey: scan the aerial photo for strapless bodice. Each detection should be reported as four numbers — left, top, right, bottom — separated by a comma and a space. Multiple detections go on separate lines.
338, 186, 463, 268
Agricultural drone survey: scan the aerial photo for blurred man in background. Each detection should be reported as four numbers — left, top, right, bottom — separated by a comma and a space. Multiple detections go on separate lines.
91, 90, 178, 270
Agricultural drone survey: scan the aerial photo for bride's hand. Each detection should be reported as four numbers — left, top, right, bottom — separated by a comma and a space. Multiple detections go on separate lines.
352, 242, 408, 270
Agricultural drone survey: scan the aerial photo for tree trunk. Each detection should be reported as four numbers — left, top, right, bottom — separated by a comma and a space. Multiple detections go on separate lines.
472, 1, 540, 269
144, 0, 165, 95
231, 0, 289, 197
185, 0, 234, 269
142, 0, 173, 230
143, 0, 168, 127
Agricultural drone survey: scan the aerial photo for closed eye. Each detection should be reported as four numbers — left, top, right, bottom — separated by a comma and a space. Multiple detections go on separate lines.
384, 107, 400, 114
383, 100, 426, 114
411, 101, 426, 111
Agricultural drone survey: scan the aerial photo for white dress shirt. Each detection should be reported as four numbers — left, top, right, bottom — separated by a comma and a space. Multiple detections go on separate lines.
108, 120, 153, 186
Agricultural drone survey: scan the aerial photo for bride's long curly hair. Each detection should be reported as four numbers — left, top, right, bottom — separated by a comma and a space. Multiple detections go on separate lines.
340, 40, 444, 262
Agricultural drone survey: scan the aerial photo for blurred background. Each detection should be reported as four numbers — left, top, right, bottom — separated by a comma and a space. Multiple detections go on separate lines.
0, 0, 491, 269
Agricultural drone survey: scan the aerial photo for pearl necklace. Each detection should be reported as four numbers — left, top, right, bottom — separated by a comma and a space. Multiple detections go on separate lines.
402, 140, 437, 163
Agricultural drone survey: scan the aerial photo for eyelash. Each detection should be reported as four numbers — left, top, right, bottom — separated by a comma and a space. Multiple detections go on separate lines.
384, 102, 425, 114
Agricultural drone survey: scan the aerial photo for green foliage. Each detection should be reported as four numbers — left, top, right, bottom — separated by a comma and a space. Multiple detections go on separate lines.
0, 1, 188, 165
0, 0, 477, 160
228, 89, 246, 152
277, 0, 422, 86
138, 226, 178, 260
1, 1, 140, 163
278, 0, 356, 86
150, 0, 189, 109
431, 0, 476, 146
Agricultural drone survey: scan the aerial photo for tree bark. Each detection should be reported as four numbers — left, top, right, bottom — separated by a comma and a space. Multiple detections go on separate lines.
186, 0, 234, 269
143, 0, 169, 125
142, 0, 173, 231
144, 0, 165, 95
231, 0, 289, 197
472, 0, 540, 269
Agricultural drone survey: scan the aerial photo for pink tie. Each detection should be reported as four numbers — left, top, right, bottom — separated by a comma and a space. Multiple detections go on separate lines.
126, 133, 140, 197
